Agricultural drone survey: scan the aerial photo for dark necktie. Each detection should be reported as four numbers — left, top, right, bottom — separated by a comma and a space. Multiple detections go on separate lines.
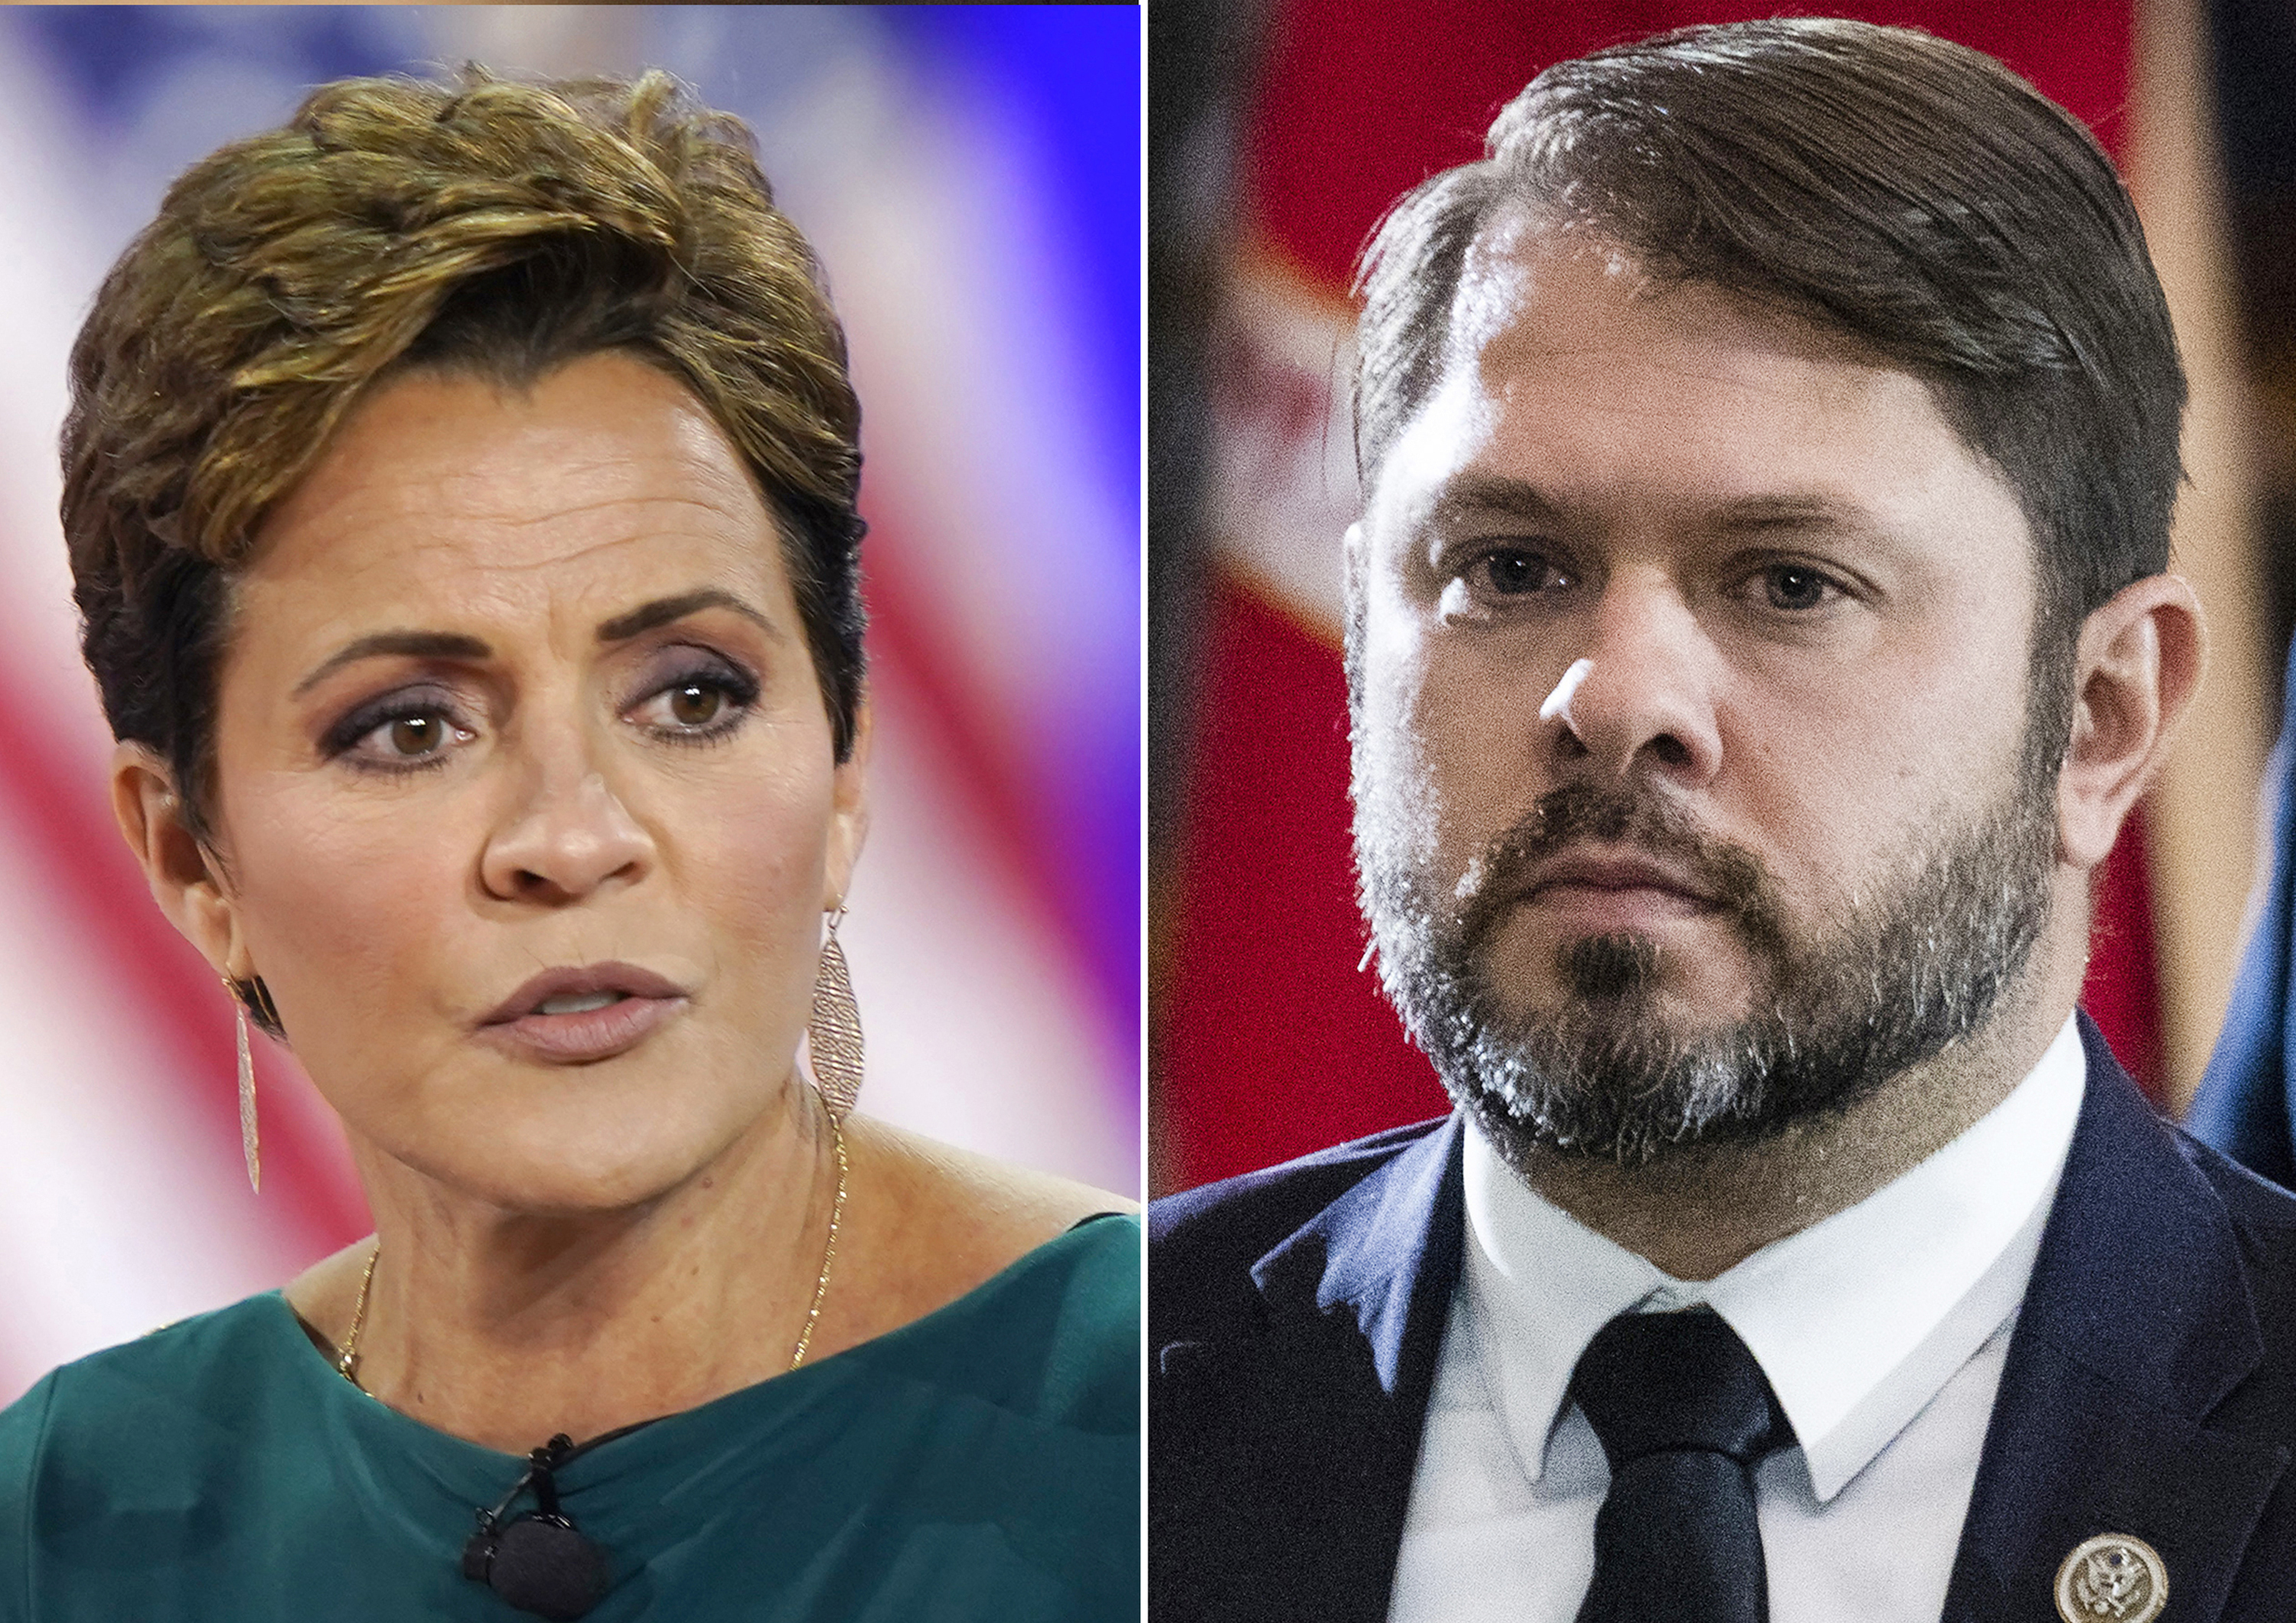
1569, 1307, 1796, 1623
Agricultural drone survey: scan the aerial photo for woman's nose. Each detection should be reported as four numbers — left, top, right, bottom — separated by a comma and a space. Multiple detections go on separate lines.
478, 761, 656, 904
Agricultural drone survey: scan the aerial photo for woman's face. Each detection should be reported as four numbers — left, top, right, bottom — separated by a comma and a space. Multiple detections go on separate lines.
174, 351, 866, 1212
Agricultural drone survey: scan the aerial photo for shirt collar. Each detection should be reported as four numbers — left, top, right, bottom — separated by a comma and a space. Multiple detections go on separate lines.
1459, 1013, 2087, 1501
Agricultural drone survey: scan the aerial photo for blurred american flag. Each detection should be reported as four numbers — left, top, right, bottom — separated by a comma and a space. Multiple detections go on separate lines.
0, 5, 1141, 1401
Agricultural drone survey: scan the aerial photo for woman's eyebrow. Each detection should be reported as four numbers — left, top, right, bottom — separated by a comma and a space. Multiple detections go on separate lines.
293, 630, 492, 696
595, 588, 775, 644
292, 592, 776, 696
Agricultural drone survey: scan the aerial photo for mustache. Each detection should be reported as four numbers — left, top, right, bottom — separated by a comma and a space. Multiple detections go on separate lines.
1453, 781, 1788, 960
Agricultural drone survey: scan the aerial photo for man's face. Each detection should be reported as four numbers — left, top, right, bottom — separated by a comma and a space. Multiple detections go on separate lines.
1350, 223, 2061, 1164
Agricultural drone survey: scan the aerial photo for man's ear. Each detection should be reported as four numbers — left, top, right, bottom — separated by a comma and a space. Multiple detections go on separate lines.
2057, 574, 2206, 870
823, 689, 872, 911
111, 742, 240, 976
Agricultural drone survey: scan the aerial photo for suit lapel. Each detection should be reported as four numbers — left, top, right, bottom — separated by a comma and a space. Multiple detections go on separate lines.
1942, 1018, 2288, 1623
1187, 1117, 1465, 1623
1250, 1112, 1463, 1396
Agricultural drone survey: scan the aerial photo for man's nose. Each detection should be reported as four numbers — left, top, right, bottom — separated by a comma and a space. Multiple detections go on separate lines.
478, 732, 656, 904
1543, 574, 1724, 787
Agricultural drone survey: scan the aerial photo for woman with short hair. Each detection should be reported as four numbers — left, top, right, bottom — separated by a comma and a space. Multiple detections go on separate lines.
0, 69, 1137, 1622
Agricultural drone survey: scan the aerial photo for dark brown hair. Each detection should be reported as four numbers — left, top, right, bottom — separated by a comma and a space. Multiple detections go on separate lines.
1353, 18, 2185, 746
64, 67, 867, 856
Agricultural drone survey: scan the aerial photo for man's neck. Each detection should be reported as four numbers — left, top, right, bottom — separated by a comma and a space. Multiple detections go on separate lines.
1509, 984, 2074, 1282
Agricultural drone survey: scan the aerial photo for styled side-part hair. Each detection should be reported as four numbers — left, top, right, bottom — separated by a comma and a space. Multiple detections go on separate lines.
64, 67, 867, 851
1353, 18, 2186, 741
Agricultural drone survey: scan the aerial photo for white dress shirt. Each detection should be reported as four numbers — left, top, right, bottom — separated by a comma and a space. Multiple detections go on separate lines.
1387, 1015, 2088, 1623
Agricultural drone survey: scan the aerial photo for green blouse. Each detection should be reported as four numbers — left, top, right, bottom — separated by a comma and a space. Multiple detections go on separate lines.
0, 1214, 1140, 1621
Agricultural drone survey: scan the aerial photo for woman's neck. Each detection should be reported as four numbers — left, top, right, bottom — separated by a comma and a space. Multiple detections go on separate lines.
298, 1082, 843, 1455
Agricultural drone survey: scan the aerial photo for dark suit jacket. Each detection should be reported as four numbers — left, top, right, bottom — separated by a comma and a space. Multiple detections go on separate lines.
1150, 1016, 2296, 1621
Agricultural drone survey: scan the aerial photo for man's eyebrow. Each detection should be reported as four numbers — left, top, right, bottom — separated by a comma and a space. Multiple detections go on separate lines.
1427, 479, 1874, 536
595, 588, 775, 644
294, 631, 492, 697
1707, 493, 1873, 533
1426, 474, 1568, 530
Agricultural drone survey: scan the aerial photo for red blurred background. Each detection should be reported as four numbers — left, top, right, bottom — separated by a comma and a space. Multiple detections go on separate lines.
1150, 0, 2245, 1195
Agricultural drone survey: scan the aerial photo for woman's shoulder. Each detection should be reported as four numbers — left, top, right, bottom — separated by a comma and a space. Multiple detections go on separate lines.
868, 1117, 1134, 1234
3, 1295, 297, 1421
847, 1119, 1134, 1292
834, 1121, 1138, 1427
848, 1210, 1140, 1435
0, 1295, 306, 1508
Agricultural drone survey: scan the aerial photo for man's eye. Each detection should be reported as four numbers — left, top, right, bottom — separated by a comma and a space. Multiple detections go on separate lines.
1760, 563, 1836, 611
1476, 549, 1570, 596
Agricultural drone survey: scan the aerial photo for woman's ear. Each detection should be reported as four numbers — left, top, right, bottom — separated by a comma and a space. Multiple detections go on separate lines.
823, 691, 872, 910
111, 742, 240, 974
2056, 574, 2206, 870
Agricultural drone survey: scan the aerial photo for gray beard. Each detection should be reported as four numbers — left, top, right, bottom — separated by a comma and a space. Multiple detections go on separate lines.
1355, 774, 2058, 1168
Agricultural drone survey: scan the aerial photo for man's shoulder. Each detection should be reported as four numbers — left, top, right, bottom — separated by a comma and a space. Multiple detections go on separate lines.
1149, 1115, 1450, 1254
1148, 1116, 1450, 1334
2168, 1119, 2296, 1342
2056, 1093, 2296, 1427
2055, 1019, 2296, 1369
2174, 1118, 2296, 1236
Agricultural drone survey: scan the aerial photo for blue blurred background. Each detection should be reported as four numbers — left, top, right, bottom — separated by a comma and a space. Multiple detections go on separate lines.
0, 4, 1140, 1400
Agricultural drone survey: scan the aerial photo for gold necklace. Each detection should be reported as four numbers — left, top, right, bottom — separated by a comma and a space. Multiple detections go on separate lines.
336, 1243, 379, 1383
788, 1114, 850, 1370
336, 1113, 851, 1387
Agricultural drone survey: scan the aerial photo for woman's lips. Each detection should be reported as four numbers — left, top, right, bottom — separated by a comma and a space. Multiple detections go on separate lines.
476, 992, 687, 1064
475, 962, 691, 1064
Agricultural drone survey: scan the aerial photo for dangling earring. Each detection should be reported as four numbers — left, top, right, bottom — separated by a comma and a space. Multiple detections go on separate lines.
807, 904, 863, 1120
223, 974, 259, 1193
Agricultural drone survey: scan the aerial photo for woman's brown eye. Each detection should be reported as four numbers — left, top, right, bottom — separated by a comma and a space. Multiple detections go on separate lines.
390, 715, 443, 756
668, 683, 723, 727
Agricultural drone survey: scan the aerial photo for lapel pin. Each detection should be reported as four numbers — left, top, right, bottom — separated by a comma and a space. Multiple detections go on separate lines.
2054, 1533, 2167, 1623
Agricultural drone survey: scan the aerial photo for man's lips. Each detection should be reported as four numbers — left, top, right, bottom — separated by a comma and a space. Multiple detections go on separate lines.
1521, 850, 1718, 905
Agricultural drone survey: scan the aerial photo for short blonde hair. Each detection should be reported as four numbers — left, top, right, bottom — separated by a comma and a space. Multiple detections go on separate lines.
65, 67, 868, 846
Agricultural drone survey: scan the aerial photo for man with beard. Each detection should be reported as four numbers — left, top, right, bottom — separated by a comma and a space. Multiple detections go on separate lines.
1150, 18, 2296, 1623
